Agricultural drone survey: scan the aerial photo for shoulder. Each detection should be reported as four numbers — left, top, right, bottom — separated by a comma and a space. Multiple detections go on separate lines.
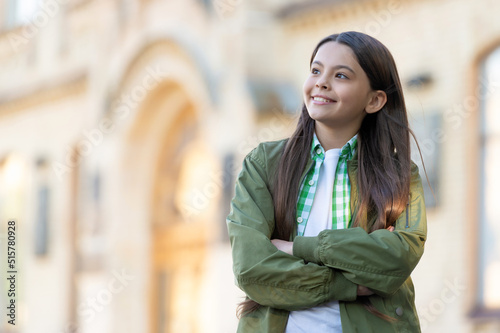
241, 139, 288, 187
247, 138, 288, 166
410, 161, 422, 183
409, 161, 426, 202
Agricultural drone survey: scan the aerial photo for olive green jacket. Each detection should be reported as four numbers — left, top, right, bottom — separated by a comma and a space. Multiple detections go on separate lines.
227, 139, 427, 333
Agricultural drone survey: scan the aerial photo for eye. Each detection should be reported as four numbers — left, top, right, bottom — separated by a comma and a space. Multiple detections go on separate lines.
311, 67, 320, 74
336, 72, 349, 79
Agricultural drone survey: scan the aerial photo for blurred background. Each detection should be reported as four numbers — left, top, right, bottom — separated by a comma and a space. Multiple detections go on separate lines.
0, 0, 499, 332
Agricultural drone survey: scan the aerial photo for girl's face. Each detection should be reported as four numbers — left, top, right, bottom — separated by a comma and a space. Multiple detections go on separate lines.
303, 42, 380, 132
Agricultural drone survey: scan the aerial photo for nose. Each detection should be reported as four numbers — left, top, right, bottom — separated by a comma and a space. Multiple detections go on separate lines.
315, 76, 329, 90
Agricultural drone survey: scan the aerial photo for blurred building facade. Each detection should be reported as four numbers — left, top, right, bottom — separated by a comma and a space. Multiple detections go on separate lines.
0, 0, 499, 332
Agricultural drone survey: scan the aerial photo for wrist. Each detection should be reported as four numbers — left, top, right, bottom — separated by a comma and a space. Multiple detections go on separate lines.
293, 236, 320, 263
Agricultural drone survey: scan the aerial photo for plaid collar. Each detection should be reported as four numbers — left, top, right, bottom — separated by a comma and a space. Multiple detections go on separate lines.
310, 133, 358, 160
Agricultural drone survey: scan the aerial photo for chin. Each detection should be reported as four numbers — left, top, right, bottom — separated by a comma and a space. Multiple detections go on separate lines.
306, 109, 320, 121
307, 107, 330, 121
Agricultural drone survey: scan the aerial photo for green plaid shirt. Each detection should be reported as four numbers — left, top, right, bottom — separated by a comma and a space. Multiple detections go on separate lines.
296, 134, 358, 236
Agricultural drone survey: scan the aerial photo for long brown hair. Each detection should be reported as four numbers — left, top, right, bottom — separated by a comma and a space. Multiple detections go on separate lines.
239, 31, 416, 321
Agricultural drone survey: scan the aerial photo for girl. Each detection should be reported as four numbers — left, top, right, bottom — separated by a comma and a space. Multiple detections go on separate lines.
227, 31, 427, 333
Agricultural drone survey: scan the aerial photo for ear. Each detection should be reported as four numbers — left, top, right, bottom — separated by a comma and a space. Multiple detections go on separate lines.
365, 90, 387, 114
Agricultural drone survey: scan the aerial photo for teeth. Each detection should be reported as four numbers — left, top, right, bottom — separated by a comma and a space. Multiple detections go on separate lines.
313, 97, 332, 102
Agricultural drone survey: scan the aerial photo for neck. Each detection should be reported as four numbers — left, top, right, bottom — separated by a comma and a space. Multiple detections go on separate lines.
314, 122, 358, 150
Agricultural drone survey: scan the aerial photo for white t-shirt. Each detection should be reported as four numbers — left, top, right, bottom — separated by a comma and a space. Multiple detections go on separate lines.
286, 148, 343, 333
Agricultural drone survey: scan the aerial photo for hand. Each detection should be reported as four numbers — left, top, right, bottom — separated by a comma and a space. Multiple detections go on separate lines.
387, 226, 394, 232
357, 285, 374, 296
271, 239, 293, 255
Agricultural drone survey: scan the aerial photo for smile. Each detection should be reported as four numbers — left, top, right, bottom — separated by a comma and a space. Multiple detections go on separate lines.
312, 96, 335, 103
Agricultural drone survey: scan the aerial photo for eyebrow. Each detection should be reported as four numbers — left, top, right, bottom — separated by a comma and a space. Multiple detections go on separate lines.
311, 60, 355, 74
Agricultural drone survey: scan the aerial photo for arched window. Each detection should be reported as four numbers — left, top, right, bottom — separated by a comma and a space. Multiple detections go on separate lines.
477, 46, 500, 312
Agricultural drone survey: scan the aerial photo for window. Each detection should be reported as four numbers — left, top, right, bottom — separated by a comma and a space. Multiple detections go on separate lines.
34, 158, 51, 256
477, 46, 500, 311
410, 112, 441, 208
34, 185, 50, 255
4, 0, 39, 29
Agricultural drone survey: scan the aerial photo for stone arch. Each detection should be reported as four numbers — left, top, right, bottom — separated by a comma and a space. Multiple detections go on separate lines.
106, 36, 217, 126
104, 39, 219, 333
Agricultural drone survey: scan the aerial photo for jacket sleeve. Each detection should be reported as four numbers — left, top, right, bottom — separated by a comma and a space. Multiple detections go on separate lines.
227, 145, 358, 311
293, 163, 427, 297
